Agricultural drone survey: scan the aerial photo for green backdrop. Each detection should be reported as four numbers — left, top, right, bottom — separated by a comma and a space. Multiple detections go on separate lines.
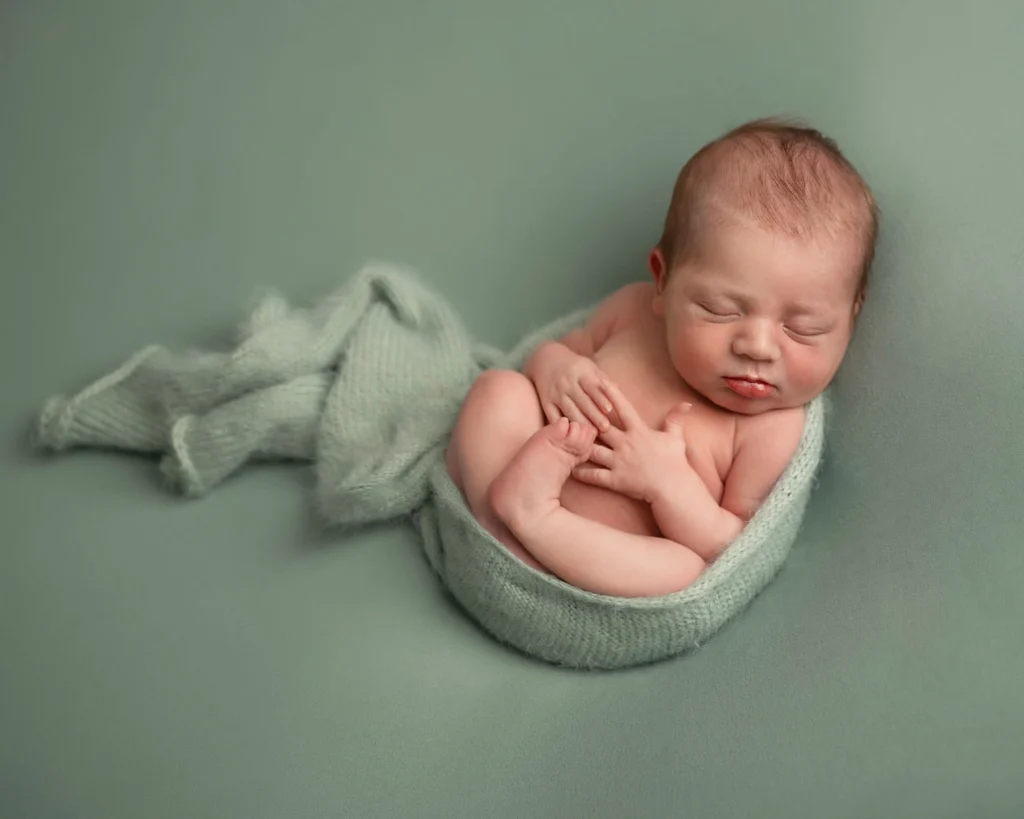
3, 2, 1022, 817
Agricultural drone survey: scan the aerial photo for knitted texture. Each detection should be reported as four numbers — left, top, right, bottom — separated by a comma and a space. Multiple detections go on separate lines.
32, 262, 827, 669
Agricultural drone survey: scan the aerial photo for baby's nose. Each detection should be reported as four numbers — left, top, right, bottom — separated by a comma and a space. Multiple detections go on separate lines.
732, 322, 780, 360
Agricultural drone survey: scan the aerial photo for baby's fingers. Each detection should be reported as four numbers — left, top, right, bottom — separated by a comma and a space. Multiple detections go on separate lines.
571, 464, 614, 489
558, 396, 592, 430
582, 379, 614, 415
542, 402, 562, 425
572, 387, 610, 431
662, 401, 692, 435
598, 378, 643, 430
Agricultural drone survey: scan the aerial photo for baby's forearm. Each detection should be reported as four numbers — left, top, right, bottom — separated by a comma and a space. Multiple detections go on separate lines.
508, 507, 706, 598
651, 463, 745, 562
523, 335, 589, 384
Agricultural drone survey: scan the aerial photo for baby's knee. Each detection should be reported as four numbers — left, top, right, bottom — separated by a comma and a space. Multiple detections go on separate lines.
462, 369, 541, 422
466, 368, 536, 406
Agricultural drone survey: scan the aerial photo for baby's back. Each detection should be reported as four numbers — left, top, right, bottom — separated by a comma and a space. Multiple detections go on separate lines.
558, 283, 738, 537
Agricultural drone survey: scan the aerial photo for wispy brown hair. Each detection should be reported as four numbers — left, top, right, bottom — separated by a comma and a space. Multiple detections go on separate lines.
658, 118, 879, 300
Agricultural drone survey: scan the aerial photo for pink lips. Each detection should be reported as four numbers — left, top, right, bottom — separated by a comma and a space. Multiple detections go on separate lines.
724, 377, 775, 399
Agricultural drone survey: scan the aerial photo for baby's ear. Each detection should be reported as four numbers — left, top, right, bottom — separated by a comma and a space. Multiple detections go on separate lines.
648, 248, 668, 317
648, 247, 667, 289
852, 289, 865, 318
647, 246, 671, 317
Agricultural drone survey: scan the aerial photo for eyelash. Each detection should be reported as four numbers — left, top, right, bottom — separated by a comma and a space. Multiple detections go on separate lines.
785, 328, 827, 342
699, 304, 737, 319
699, 304, 825, 338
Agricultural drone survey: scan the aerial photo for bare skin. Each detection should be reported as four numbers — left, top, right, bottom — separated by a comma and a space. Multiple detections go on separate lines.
446, 222, 862, 598
445, 285, 778, 597
490, 417, 597, 534
488, 417, 707, 597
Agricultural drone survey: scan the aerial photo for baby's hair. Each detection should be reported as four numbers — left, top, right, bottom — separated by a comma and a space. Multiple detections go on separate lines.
658, 117, 879, 301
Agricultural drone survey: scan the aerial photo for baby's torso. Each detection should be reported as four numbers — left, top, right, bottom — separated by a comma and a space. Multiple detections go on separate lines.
559, 298, 738, 538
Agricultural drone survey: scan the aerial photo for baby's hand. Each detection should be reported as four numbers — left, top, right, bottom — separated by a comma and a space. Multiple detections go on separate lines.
536, 351, 615, 432
572, 380, 691, 503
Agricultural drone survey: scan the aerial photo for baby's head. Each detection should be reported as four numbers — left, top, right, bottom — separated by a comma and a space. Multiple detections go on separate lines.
649, 117, 878, 414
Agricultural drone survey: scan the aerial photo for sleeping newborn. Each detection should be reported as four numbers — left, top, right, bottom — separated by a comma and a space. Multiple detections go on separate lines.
446, 118, 878, 597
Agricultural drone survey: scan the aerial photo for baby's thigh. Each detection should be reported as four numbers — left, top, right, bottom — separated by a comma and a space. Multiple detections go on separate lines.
446, 369, 544, 502
445, 369, 549, 572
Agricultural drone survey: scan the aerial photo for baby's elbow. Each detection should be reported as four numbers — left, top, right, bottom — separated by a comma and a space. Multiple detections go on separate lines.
722, 510, 748, 547
632, 549, 707, 597
697, 512, 748, 564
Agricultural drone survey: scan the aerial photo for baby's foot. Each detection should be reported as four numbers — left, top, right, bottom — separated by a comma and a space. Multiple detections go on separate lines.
489, 417, 596, 536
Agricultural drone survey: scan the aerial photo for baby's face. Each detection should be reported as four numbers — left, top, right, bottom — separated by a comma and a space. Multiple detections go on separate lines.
652, 221, 863, 414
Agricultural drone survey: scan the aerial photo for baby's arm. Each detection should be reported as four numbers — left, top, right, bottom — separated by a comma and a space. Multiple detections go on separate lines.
651, 409, 804, 560
525, 283, 636, 367
646, 407, 805, 562
523, 284, 643, 430
648, 467, 745, 563
571, 379, 804, 563
507, 497, 707, 598
719, 408, 805, 520
570, 379, 741, 562
489, 418, 706, 598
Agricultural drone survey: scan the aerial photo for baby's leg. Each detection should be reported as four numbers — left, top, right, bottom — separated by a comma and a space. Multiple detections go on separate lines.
445, 369, 549, 570
489, 419, 706, 597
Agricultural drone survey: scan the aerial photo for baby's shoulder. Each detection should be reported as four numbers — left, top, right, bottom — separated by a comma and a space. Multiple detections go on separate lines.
720, 406, 806, 519
585, 281, 655, 347
592, 281, 655, 326
609, 280, 656, 312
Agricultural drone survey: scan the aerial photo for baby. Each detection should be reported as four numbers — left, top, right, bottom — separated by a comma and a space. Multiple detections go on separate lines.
445, 118, 878, 598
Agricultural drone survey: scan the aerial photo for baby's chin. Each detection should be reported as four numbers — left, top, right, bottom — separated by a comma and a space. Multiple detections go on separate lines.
714, 391, 818, 415
708, 394, 781, 415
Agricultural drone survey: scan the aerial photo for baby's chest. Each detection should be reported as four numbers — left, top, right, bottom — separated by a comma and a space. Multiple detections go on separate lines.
631, 392, 733, 492
596, 353, 735, 492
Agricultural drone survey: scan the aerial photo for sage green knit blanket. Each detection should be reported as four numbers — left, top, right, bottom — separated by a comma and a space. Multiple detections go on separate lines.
32, 263, 827, 669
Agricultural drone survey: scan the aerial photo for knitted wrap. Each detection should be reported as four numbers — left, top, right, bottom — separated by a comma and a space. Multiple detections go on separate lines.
32, 263, 827, 669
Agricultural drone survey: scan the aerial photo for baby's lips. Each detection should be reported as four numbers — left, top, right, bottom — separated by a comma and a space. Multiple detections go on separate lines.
724, 377, 776, 399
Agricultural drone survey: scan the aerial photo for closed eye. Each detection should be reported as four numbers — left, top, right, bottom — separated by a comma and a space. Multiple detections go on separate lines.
699, 303, 738, 319
785, 326, 827, 339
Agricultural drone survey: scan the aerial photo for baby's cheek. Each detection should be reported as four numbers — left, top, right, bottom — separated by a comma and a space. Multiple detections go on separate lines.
674, 330, 717, 375
785, 347, 833, 392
